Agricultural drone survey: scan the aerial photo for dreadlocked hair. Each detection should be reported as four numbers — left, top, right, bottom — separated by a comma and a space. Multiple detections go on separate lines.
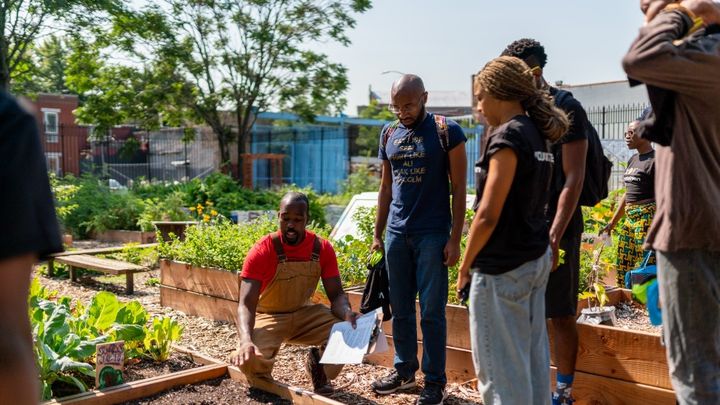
501, 38, 547, 68
474, 56, 569, 142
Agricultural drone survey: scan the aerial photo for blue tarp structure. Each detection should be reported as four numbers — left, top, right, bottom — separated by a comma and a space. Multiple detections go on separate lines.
250, 113, 483, 193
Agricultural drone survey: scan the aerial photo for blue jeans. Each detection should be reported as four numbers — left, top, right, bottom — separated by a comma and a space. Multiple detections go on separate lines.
469, 248, 552, 405
657, 250, 720, 405
385, 230, 449, 386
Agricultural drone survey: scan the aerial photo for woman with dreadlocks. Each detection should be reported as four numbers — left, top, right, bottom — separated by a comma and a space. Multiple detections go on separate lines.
456, 56, 569, 405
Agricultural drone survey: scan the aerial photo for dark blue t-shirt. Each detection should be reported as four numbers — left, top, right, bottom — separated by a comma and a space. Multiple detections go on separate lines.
378, 113, 466, 234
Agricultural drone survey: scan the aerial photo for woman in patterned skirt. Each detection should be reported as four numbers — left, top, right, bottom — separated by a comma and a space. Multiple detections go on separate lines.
602, 120, 656, 285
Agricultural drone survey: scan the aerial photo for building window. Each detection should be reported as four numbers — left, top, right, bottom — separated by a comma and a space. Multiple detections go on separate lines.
42, 110, 59, 143
45, 152, 62, 176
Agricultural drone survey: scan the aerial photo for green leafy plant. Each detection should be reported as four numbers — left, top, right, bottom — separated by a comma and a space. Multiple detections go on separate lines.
104, 243, 159, 268
136, 191, 193, 232
143, 317, 184, 362
29, 288, 154, 399
145, 277, 160, 287
158, 217, 273, 271
578, 238, 611, 308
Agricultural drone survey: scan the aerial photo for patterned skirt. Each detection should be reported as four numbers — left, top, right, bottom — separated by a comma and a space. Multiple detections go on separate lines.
616, 201, 656, 285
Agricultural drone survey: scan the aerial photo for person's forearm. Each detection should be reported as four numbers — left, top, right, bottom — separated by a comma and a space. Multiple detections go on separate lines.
609, 195, 627, 228
449, 183, 467, 244
330, 293, 352, 320
623, 10, 720, 94
374, 186, 391, 239
550, 183, 583, 240
236, 304, 256, 344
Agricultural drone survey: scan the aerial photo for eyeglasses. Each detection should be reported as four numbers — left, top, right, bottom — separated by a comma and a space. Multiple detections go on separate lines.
388, 94, 425, 114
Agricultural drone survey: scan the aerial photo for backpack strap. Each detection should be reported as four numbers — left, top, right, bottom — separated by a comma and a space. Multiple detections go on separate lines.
381, 120, 400, 149
311, 235, 322, 262
434, 114, 449, 152
270, 234, 287, 263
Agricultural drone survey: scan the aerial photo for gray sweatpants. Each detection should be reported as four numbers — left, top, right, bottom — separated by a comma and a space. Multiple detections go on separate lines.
658, 250, 720, 405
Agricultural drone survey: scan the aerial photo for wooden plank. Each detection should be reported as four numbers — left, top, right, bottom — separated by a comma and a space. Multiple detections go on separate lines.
172, 345, 346, 405
350, 289, 635, 353
55, 255, 145, 273
160, 260, 239, 301
364, 334, 476, 384
160, 285, 238, 323
548, 322, 670, 389
43, 363, 227, 405
577, 288, 632, 312
227, 364, 347, 405
92, 230, 156, 244
347, 291, 472, 351
50, 243, 158, 258
550, 367, 675, 405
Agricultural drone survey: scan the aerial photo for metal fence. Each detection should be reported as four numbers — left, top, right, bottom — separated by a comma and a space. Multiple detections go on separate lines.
587, 103, 648, 140
87, 128, 217, 185
587, 103, 650, 191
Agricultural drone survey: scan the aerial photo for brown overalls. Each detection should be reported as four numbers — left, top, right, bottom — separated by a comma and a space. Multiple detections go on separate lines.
240, 234, 343, 379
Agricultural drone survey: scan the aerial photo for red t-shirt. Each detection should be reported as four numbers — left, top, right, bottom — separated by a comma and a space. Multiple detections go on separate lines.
241, 230, 340, 293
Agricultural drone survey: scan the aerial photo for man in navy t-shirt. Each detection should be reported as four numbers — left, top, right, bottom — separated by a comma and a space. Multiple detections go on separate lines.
371, 74, 467, 405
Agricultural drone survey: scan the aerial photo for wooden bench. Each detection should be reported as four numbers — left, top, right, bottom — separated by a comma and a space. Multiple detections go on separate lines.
46, 244, 156, 294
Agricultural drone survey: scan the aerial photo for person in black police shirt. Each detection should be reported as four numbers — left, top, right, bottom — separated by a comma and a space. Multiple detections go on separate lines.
456, 56, 569, 405
0, 91, 63, 403
602, 119, 656, 285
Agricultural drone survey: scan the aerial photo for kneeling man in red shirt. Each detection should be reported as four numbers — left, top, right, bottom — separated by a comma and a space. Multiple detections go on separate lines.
230, 192, 357, 394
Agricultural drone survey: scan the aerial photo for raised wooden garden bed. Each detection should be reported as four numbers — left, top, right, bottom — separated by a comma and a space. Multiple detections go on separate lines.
91, 230, 156, 244
42, 346, 341, 405
158, 259, 673, 404
42, 348, 226, 405
348, 289, 675, 405
159, 259, 240, 323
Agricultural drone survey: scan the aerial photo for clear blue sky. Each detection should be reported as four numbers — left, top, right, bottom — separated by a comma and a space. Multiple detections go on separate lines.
320, 0, 645, 114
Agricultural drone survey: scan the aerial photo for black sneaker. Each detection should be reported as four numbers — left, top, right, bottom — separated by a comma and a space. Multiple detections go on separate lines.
417, 383, 447, 405
305, 347, 332, 394
371, 370, 416, 394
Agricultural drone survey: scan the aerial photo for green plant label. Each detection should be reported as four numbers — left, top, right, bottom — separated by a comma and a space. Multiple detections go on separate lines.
96, 341, 125, 388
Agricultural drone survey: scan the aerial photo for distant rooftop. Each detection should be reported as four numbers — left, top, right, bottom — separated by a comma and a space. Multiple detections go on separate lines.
373, 90, 471, 108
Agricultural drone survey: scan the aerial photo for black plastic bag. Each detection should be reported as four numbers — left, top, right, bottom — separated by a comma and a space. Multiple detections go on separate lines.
359, 255, 392, 322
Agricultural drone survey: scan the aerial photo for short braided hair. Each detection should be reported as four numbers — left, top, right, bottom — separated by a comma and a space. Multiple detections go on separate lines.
474, 56, 568, 142
501, 38, 548, 69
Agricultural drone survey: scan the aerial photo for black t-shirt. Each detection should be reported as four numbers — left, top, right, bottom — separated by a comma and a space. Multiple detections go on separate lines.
548, 87, 589, 239
471, 115, 553, 275
624, 151, 655, 202
0, 91, 63, 260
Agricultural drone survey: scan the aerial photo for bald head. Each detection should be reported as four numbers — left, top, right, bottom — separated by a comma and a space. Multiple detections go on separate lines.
279, 191, 309, 214
390, 74, 427, 126
391, 74, 426, 98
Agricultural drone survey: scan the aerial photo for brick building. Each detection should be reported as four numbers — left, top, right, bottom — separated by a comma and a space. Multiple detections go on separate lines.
28, 93, 88, 176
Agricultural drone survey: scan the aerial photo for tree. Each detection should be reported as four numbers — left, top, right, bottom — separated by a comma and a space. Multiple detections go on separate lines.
65, 36, 197, 139
152, 0, 372, 176
11, 35, 69, 95
356, 98, 394, 156
0, 0, 128, 90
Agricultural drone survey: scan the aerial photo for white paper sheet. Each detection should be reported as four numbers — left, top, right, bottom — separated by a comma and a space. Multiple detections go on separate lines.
319, 310, 379, 364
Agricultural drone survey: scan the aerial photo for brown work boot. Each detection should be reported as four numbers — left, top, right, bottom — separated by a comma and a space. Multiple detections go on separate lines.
305, 347, 333, 395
